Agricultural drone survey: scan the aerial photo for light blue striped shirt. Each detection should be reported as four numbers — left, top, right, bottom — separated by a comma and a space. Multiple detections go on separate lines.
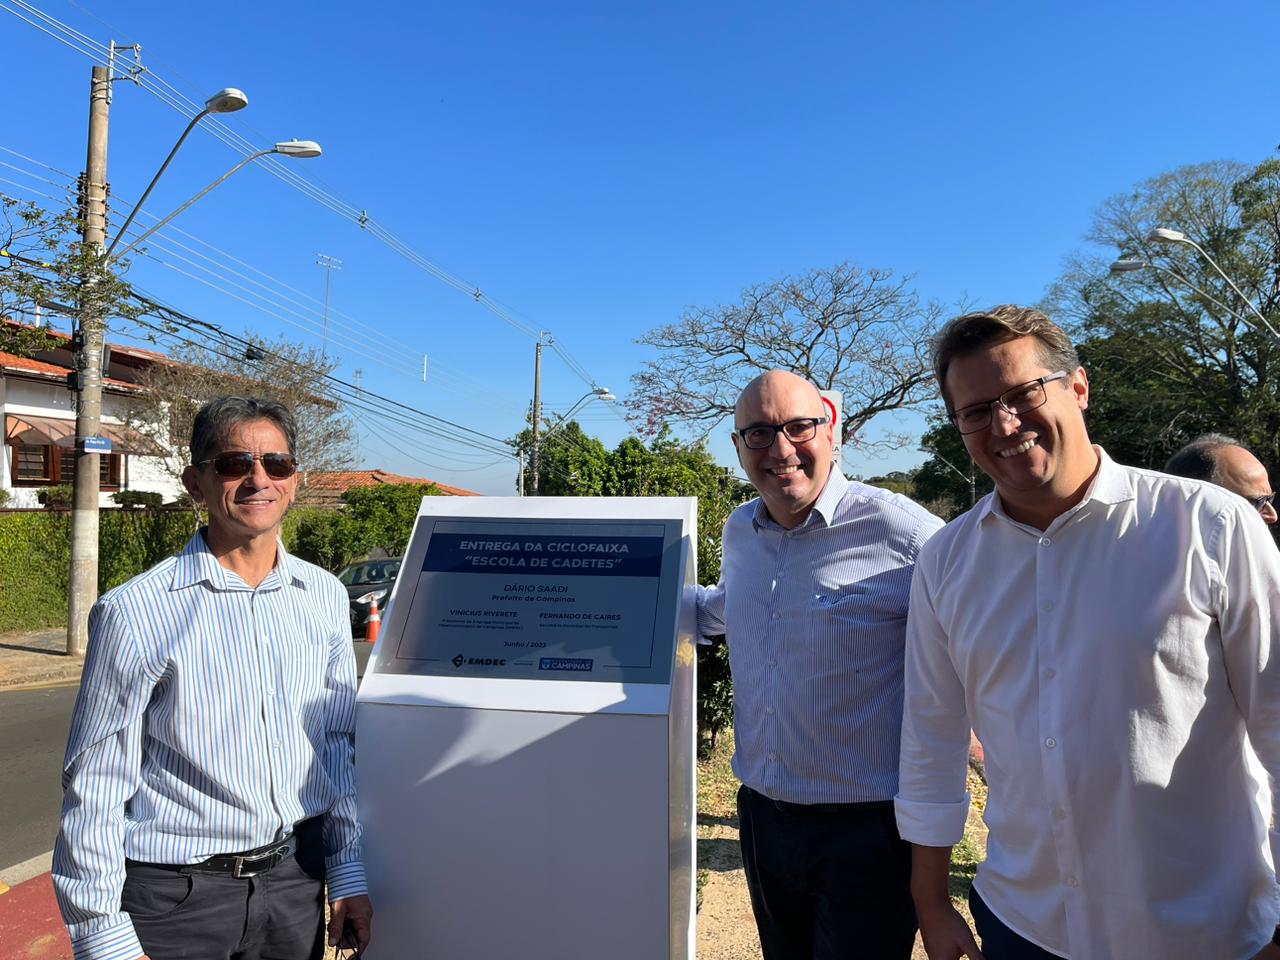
698, 470, 943, 804
53, 531, 366, 960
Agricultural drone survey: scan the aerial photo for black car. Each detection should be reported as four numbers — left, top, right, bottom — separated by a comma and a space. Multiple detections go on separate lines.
337, 557, 402, 636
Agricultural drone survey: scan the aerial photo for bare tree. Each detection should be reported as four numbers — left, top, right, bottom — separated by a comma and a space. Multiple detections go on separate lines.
630, 262, 945, 446
126, 332, 357, 481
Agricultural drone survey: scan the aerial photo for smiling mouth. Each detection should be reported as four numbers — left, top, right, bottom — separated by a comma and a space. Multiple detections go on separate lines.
770, 464, 801, 477
997, 438, 1037, 459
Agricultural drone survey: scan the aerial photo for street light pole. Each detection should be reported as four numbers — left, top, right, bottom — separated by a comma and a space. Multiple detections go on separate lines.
1146, 227, 1280, 340
530, 334, 546, 495
67, 65, 111, 656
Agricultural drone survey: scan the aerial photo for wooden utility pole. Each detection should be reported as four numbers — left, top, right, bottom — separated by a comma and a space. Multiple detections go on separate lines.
530, 336, 544, 495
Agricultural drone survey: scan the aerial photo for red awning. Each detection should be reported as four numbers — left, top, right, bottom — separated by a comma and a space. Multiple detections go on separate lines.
5, 413, 167, 456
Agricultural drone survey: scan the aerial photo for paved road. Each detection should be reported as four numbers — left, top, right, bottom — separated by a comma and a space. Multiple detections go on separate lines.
0, 683, 78, 868
0, 644, 374, 873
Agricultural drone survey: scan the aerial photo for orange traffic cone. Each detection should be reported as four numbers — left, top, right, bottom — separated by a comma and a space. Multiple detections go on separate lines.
364, 596, 382, 645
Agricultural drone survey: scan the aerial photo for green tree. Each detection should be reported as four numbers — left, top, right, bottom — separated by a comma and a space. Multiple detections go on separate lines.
0, 194, 138, 355
1047, 158, 1280, 473
913, 416, 992, 521
630, 261, 949, 450
341, 483, 444, 557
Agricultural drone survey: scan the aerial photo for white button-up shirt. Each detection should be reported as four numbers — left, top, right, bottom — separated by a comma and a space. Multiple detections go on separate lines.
896, 449, 1280, 959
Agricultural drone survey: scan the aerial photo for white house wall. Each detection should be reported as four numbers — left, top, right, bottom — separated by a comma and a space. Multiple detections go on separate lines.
2, 376, 185, 507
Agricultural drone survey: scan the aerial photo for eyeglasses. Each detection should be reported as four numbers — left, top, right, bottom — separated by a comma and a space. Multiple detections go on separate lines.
1247, 492, 1276, 513
735, 417, 828, 450
949, 372, 1070, 435
197, 451, 298, 480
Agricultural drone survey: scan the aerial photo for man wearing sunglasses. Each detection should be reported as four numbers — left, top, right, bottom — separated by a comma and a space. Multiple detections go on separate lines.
895, 306, 1280, 960
53, 397, 372, 960
698, 370, 944, 959
1165, 434, 1278, 527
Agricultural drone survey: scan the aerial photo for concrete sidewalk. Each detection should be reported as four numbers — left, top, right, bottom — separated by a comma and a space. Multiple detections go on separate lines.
0, 629, 83, 690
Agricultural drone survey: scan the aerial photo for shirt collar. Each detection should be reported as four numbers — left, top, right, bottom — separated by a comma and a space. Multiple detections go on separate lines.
977, 445, 1132, 529
751, 467, 848, 532
170, 528, 311, 591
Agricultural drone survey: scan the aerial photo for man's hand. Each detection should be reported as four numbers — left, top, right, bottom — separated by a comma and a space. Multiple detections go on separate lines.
328, 894, 373, 954
916, 899, 984, 960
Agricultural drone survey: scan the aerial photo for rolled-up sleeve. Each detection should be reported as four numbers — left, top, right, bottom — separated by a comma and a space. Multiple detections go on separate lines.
53, 599, 156, 960
895, 558, 971, 846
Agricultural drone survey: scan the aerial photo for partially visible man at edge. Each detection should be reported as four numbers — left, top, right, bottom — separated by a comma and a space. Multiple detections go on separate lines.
53, 396, 372, 960
1165, 433, 1278, 526
698, 369, 944, 959
895, 305, 1280, 959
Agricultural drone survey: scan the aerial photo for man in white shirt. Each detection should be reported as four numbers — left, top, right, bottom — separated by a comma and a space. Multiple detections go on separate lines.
895, 305, 1280, 960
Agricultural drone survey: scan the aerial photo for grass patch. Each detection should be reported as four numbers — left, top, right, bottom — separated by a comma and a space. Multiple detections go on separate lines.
697, 728, 740, 821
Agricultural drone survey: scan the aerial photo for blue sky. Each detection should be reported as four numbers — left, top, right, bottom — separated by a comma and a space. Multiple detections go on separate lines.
2, 0, 1277, 493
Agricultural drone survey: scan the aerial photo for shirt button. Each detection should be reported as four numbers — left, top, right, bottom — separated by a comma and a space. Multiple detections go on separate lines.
1043, 601, 1054, 612
1045, 737, 1057, 749
1053, 808, 1067, 820
771, 611, 780, 621
1065, 875, 1079, 887
266, 687, 276, 695
1044, 668, 1056, 680
1039, 537, 1052, 547
766, 706, 775, 714
768, 658, 777, 667
768, 752, 777, 761
273, 740, 281, 748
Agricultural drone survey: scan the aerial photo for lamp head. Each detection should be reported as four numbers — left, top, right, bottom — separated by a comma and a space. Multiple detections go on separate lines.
1109, 258, 1146, 274
205, 88, 248, 114
274, 140, 323, 159
1148, 227, 1186, 243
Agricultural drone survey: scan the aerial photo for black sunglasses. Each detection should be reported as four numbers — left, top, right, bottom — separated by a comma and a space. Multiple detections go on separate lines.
1248, 492, 1276, 513
198, 451, 298, 480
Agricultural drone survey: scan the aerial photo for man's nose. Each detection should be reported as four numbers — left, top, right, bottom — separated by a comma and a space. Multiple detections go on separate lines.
769, 429, 797, 457
988, 404, 1021, 437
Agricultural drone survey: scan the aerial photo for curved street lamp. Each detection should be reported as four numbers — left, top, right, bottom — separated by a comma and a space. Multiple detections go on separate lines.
1108, 257, 1263, 331
103, 87, 248, 260
525, 387, 615, 496
1145, 228, 1280, 340
109, 139, 323, 261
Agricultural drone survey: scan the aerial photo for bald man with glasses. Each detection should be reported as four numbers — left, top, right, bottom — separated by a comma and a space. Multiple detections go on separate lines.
698, 370, 944, 960
1165, 434, 1278, 527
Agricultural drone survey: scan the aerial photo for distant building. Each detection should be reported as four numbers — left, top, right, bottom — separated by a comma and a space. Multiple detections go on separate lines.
3, 325, 180, 508
297, 469, 481, 508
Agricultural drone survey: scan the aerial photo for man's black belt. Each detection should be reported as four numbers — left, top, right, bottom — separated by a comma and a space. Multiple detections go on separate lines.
747, 786, 894, 815
128, 819, 317, 879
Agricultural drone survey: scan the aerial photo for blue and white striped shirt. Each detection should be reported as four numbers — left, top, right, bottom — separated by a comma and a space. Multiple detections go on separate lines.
698, 470, 943, 804
53, 531, 367, 960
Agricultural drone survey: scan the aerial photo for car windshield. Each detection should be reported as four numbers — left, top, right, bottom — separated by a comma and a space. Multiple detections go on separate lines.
338, 560, 401, 586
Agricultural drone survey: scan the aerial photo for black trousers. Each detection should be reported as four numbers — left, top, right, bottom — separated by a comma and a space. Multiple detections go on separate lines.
122, 821, 326, 960
737, 784, 916, 960
970, 887, 1066, 960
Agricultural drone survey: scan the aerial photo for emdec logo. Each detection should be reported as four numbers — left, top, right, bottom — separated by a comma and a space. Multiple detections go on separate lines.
452, 653, 507, 669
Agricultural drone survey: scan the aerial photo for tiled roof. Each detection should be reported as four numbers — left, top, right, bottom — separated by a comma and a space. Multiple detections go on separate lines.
298, 469, 481, 503
0, 349, 140, 390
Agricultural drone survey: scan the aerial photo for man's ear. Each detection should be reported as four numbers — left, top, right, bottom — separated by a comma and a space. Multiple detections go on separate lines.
1072, 366, 1090, 412
181, 465, 204, 503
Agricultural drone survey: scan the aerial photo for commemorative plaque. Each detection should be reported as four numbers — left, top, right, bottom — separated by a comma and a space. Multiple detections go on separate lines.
356, 497, 697, 960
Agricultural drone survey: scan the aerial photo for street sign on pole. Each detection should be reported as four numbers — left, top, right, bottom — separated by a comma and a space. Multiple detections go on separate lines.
81, 436, 112, 454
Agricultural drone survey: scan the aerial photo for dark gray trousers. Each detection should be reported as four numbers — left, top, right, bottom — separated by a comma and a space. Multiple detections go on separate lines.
122, 828, 326, 960
737, 784, 917, 960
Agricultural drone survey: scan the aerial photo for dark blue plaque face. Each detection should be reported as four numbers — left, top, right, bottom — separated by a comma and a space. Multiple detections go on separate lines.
375, 517, 684, 684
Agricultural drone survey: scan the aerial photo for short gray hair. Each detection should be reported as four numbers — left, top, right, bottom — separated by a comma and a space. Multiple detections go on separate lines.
1163, 433, 1240, 484
189, 396, 298, 465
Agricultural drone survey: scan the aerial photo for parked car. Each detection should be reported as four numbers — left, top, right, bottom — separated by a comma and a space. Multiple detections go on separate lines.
337, 557, 403, 636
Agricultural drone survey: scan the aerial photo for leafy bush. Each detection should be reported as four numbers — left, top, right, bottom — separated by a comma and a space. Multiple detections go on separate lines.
111, 490, 164, 509
37, 484, 74, 509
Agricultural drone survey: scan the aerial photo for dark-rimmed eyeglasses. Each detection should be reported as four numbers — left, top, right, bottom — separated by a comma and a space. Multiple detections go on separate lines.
1247, 492, 1276, 514
949, 372, 1070, 435
197, 451, 298, 480
735, 417, 828, 450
